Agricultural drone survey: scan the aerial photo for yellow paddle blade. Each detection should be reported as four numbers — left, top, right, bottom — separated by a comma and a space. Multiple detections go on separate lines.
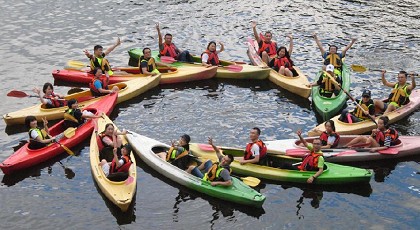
63, 127, 76, 139
240, 176, 261, 187
350, 64, 367, 73
58, 142, 74, 155
65, 60, 87, 70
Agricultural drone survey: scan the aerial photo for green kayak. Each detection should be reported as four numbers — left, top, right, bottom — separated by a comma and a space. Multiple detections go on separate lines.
311, 63, 351, 121
190, 143, 372, 185
126, 132, 266, 207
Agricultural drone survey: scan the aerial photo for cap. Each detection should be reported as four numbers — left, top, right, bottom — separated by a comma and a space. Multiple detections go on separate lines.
362, 89, 371, 97
122, 143, 132, 153
326, 64, 334, 72
181, 134, 191, 143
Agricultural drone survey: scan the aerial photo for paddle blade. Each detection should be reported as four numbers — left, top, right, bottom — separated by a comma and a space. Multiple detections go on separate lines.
285, 148, 309, 157
351, 64, 367, 73
65, 60, 87, 70
160, 56, 176, 63
59, 143, 74, 155
7, 90, 29, 98
241, 176, 261, 187
63, 127, 76, 139
378, 148, 398, 155
224, 65, 243, 72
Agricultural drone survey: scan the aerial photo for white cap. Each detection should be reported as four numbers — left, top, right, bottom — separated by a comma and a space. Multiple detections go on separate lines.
326, 64, 335, 72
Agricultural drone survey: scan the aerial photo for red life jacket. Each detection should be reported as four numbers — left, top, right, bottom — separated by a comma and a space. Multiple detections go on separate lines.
109, 155, 131, 174
258, 41, 277, 56
244, 140, 267, 160
160, 43, 178, 58
43, 92, 67, 108
201, 50, 220, 66
297, 151, 322, 171
319, 131, 340, 148
89, 78, 108, 96
274, 57, 294, 70
384, 128, 399, 146
100, 133, 113, 148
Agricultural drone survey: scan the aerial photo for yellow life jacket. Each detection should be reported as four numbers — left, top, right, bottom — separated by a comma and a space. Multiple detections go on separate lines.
139, 57, 158, 74
353, 99, 374, 120
166, 146, 189, 162
203, 163, 231, 182
321, 71, 336, 93
323, 53, 342, 69
388, 83, 410, 106
90, 56, 113, 76
28, 128, 46, 140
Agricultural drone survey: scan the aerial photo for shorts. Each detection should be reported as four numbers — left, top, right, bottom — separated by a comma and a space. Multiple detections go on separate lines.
191, 160, 212, 179
383, 101, 400, 111
101, 163, 110, 177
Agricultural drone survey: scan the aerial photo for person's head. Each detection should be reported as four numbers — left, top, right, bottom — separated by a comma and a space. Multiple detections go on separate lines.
378, 116, 390, 130
93, 67, 102, 77
42, 83, 54, 95
361, 89, 371, 102
312, 138, 322, 152
142, 48, 152, 59
207, 41, 217, 52
328, 45, 338, 54
164, 33, 173, 44
103, 123, 115, 135
264, 31, 272, 42
93, 45, 103, 56
397, 71, 408, 84
324, 120, 336, 133
179, 134, 191, 146
67, 98, 78, 109
249, 127, 261, 142
326, 64, 335, 74
276, 46, 289, 58
220, 153, 234, 167
25, 115, 38, 129
121, 143, 132, 156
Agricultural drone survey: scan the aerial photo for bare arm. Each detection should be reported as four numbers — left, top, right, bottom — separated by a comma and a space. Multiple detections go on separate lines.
297, 129, 309, 148
307, 167, 324, 183
287, 34, 293, 55
341, 38, 356, 57
83, 49, 94, 59
33, 87, 48, 105
103, 37, 121, 56
381, 70, 395, 87
313, 33, 326, 56
251, 21, 261, 44
408, 73, 416, 90
211, 179, 232, 187
208, 137, 223, 160
156, 23, 163, 48
218, 42, 224, 53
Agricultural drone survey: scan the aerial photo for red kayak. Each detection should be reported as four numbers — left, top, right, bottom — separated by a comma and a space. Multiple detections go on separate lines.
0, 93, 117, 175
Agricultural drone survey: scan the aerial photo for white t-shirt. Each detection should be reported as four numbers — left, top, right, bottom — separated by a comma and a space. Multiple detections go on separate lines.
202, 53, 210, 63
101, 159, 124, 176
30, 129, 40, 140
250, 143, 260, 156
327, 136, 337, 146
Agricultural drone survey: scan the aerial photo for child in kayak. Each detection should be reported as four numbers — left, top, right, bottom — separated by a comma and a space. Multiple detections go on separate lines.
99, 143, 132, 178
63, 98, 103, 129
157, 134, 193, 170
33, 83, 66, 108
25, 116, 56, 150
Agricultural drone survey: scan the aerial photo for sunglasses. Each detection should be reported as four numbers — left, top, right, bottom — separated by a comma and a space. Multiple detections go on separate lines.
362, 95, 370, 98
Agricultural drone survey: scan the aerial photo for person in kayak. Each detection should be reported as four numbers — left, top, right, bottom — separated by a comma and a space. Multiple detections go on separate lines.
374, 70, 416, 114
307, 64, 341, 98
25, 116, 57, 150
313, 33, 356, 76
83, 37, 121, 77
33, 83, 66, 108
99, 123, 128, 161
281, 130, 325, 184
201, 41, 224, 67
188, 137, 233, 187
251, 21, 277, 66
63, 98, 103, 129
302, 120, 340, 149
234, 127, 267, 165
339, 89, 375, 123
99, 143, 132, 178
343, 116, 400, 152
89, 67, 119, 97
157, 134, 193, 170
156, 22, 194, 62
139, 47, 171, 76
268, 34, 298, 77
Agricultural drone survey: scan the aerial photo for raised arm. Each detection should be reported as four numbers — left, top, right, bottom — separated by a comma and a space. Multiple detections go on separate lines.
208, 137, 223, 159
342, 38, 356, 57
83, 49, 94, 59
287, 34, 293, 55
408, 73, 416, 91
104, 37, 121, 56
297, 129, 309, 148
218, 42, 224, 53
156, 23, 163, 48
33, 87, 48, 105
313, 33, 326, 56
381, 70, 395, 88
251, 21, 261, 44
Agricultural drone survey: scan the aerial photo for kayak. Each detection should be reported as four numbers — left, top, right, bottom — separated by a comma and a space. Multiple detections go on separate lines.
128, 48, 270, 80
0, 93, 117, 175
246, 39, 311, 98
189, 143, 372, 184
52, 65, 217, 85
311, 64, 351, 121
3, 75, 160, 125
265, 135, 420, 163
125, 132, 266, 207
90, 114, 137, 212
308, 89, 420, 136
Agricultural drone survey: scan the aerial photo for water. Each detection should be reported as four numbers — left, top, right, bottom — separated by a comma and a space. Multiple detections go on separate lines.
0, 0, 419, 229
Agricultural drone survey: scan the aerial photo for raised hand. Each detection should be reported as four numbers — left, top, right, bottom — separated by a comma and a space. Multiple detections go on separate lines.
251, 21, 257, 28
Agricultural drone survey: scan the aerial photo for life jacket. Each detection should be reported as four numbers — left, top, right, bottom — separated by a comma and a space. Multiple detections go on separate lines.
139, 57, 157, 74
374, 130, 385, 146
100, 133, 113, 148
28, 128, 46, 141
203, 162, 232, 182
160, 43, 178, 58
297, 151, 323, 171
109, 155, 131, 174
258, 41, 277, 56
274, 56, 294, 70
244, 140, 267, 161
323, 52, 342, 69
64, 108, 84, 125
388, 83, 410, 106
319, 131, 340, 148
384, 128, 399, 146
89, 78, 108, 96
353, 99, 374, 120
201, 50, 220, 66
166, 146, 189, 162
43, 92, 66, 108
90, 55, 113, 76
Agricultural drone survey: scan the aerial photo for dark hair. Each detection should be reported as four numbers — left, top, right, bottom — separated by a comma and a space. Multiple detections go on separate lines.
92, 67, 102, 75
102, 123, 114, 134
207, 41, 216, 50
379, 116, 390, 128
164, 33, 172, 38
325, 120, 336, 132
42, 83, 54, 94
94, 45, 103, 51
140, 48, 151, 61
25, 116, 37, 128
329, 45, 338, 51
226, 154, 234, 163
265, 31, 272, 37
252, 127, 261, 135
276, 46, 294, 65
399, 70, 408, 78
67, 98, 78, 108
122, 143, 132, 154
181, 134, 191, 144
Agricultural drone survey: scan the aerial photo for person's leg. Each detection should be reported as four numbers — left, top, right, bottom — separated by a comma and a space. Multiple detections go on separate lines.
339, 109, 350, 122
284, 68, 293, 77
279, 66, 285, 75
261, 51, 269, 65
374, 100, 385, 112
344, 136, 368, 147
385, 102, 397, 114
157, 152, 167, 159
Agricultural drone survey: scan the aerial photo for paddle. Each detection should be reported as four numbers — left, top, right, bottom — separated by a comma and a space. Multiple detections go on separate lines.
7, 90, 39, 98
350, 65, 419, 76
234, 175, 261, 187
63, 127, 76, 139
160, 56, 243, 72
65, 60, 87, 70
58, 161, 75, 179
55, 140, 74, 156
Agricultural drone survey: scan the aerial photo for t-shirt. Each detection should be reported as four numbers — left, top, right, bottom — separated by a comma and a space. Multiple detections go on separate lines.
93, 79, 103, 90
217, 155, 231, 182
101, 159, 124, 177
249, 143, 260, 157
201, 53, 209, 63
306, 144, 325, 169
30, 129, 40, 139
